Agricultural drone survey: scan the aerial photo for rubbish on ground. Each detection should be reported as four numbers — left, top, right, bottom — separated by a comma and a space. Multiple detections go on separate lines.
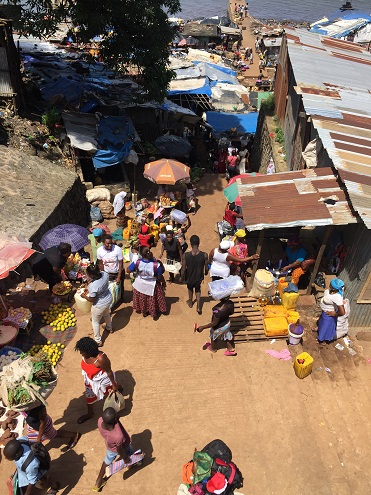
335, 343, 344, 351
265, 349, 291, 361
317, 367, 322, 371
270, 339, 276, 345
347, 348, 357, 356
325, 367, 331, 373
343, 337, 351, 347
367, 359, 371, 364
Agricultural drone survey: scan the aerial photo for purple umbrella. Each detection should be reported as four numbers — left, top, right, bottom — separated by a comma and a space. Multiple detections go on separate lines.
39, 224, 90, 252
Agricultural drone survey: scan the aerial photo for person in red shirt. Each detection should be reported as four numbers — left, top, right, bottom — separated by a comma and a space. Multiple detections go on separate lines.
94, 408, 134, 491
223, 202, 244, 231
138, 224, 155, 248
227, 150, 240, 178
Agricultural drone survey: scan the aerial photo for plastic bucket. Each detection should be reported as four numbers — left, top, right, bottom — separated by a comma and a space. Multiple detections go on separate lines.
288, 327, 304, 345
74, 289, 92, 314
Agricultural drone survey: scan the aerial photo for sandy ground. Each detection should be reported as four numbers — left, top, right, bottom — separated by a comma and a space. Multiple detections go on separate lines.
2, 175, 371, 495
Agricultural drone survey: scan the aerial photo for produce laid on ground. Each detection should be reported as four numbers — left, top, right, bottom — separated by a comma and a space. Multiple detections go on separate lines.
52, 280, 73, 296
5, 307, 32, 325
41, 303, 76, 332
0, 348, 21, 372
0, 352, 57, 411
0, 409, 22, 445
29, 343, 64, 366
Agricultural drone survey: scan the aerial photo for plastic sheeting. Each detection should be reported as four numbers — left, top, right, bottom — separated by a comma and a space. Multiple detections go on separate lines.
92, 116, 135, 169
206, 111, 258, 135
41, 76, 104, 104
154, 135, 192, 157
62, 111, 98, 151
310, 9, 371, 39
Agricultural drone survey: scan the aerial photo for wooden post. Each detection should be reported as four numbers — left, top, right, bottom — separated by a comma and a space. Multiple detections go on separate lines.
306, 224, 333, 295
248, 229, 264, 291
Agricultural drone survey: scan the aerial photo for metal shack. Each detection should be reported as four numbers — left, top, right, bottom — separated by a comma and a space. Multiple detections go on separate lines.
273, 27, 371, 327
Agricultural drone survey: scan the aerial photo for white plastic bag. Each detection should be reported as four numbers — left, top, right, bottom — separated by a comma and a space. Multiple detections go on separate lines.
208, 275, 244, 300
86, 187, 111, 202
170, 209, 187, 225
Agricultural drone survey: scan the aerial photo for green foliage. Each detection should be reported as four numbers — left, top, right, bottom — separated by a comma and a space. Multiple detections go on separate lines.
275, 127, 285, 145
13, 0, 181, 102
262, 93, 275, 112
41, 107, 59, 132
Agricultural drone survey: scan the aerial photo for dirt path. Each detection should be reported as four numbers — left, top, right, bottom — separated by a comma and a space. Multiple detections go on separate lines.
2, 175, 371, 495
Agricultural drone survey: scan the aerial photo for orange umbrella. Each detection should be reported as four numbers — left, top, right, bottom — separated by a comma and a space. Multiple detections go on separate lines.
144, 159, 190, 185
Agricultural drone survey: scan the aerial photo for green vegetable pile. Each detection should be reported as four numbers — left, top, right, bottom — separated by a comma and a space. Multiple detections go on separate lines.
190, 167, 204, 182
8, 387, 31, 407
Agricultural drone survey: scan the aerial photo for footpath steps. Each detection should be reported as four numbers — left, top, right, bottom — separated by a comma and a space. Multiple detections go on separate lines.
295, 336, 371, 494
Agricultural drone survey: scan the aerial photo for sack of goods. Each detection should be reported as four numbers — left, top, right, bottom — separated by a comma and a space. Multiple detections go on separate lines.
249, 269, 275, 298
170, 209, 187, 225
98, 200, 115, 219
179, 439, 243, 495
208, 276, 244, 301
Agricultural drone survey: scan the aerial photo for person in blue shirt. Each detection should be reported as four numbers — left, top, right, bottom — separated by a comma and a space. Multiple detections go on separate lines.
4, 437, 59, 495
285, 235, 308, 272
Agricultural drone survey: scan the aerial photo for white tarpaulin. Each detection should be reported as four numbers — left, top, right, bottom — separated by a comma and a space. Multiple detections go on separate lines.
62, 111, 98, 151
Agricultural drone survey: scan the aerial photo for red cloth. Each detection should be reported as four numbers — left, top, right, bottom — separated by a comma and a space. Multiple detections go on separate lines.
132, 284, 167, 317
138, 233, 151, 247
223, 209, 237, 227
227, 155, 238, 168
81, 355, 103, 380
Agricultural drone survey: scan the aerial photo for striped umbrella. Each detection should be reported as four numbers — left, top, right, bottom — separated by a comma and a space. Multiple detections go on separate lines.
144, 159, 190, 185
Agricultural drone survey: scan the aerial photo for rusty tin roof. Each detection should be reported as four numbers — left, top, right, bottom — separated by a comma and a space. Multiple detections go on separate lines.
237, 168, 357, 231
284, 27, 371, 228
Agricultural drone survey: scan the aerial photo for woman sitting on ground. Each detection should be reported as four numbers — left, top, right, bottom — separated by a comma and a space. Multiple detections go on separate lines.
23, 405, 81, 450
196, 297, 237, 356
75, 337, 118, 424
126, 246, 167, 319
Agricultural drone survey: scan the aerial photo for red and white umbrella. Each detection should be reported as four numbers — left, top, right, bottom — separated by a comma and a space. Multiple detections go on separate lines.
0, 234, 35, 280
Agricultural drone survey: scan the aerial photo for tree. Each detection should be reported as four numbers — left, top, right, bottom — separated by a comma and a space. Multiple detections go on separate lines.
13, 0, 181, 102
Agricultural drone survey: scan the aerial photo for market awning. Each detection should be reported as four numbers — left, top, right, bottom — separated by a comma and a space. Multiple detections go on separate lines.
236, 168, 358, 231
205, 111, 258, 134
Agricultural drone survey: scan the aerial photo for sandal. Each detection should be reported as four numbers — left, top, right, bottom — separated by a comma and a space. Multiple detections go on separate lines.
186, 300, 193, 308
202, 342, 216, 353
47, 482, 60, 495
197, 309, 202, 315
66, 432, 81, 451
77, 414, 93, 424
92, 479, 107, 492
224, 350, 237, 356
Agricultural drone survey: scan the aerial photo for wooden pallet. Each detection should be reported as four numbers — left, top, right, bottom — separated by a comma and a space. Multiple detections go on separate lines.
230, 294, 287, 342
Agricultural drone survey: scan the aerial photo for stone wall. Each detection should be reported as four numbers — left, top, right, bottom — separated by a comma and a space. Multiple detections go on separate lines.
250, 106, 273, 173
30, 178, 90, 248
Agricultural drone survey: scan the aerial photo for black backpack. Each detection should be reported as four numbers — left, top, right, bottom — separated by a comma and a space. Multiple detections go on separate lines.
202, 439, 232, 464
20, 440, 51, 472
213, 458, 244, 493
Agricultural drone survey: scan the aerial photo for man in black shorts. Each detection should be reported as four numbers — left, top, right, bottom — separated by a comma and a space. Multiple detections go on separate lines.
182, 235, 208, 315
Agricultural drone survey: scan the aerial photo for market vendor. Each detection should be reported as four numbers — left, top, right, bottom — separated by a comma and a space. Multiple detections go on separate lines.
284, 235, 308, 273
88, 228, 104, 263
32, 243, 72, 291
223, 203, 244, 233
97, 234, 124, 283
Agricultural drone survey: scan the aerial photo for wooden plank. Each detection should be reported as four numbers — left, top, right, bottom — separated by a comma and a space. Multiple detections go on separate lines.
306, 224, 333, 295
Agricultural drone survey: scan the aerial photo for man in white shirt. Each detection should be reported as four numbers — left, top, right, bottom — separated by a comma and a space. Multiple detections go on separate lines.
97, 235, 123, 284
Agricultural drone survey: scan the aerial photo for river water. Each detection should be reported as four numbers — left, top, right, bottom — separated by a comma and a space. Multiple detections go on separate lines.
179, 0, 370, 23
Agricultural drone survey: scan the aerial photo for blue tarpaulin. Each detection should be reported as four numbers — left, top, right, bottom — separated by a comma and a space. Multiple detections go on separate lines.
41, 76, 104, 104
92, 116, 134, 169
206, 111, 258, 134
168, 77, 213, 96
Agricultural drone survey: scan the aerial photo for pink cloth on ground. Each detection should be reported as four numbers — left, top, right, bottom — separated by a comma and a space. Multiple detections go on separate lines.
265, 349, 291, 361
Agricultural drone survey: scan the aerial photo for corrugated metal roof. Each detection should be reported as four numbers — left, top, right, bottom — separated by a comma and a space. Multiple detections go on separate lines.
284, 28, 371, 229
0, 47, 13, 96
237, 169, 357, 231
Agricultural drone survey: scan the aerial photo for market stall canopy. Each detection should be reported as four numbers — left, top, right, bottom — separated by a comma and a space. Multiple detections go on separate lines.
206, 111, 258, 135
144, 159, 190, 185
236, 169, 358, 231
62, 111, 98, 152
39, 224, 90, 252
224, 173, 263, 206
154, 135, 192, 158
0, 234, 35, 280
